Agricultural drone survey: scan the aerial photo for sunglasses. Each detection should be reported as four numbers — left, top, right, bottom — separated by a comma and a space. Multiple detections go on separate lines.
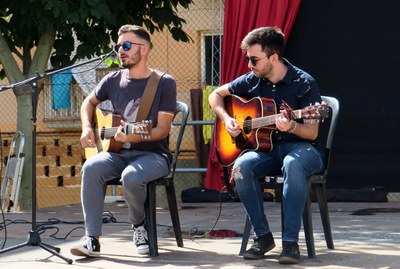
114, 41, 144, 52
245, 55, 268, 66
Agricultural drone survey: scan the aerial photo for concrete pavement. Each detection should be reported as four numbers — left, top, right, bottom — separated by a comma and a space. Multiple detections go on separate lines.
0, 200, 399, 268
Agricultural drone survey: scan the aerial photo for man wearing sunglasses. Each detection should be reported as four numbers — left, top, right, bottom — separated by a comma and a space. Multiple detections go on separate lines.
70, 24, 176, 257
209, 27, 323, 264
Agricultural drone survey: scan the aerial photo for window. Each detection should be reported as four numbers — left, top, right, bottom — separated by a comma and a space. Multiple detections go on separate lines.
201, 33, 222, 86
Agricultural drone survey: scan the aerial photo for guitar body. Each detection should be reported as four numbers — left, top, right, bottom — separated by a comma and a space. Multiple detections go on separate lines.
84, 109, 123, 159
215, 95, 277, 167
84, 109, 153, 159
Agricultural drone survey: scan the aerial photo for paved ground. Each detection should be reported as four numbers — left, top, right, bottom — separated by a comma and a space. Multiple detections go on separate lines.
0, 200, 399, 268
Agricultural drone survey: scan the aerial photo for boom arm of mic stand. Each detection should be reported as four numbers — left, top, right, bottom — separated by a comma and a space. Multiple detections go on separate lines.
0, 51, 114, 92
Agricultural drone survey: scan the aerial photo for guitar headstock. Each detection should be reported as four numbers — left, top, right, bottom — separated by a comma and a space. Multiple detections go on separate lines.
300, 102, 330, 121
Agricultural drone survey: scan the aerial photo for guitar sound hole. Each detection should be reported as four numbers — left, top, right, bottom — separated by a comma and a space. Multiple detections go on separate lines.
243, 117, 252, 134
100, 127, 105, 140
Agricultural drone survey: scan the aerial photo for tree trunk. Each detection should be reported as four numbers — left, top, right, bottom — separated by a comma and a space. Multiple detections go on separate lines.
14, 84, 34, 210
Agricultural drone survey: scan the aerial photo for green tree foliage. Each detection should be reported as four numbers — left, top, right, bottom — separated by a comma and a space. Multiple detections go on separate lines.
0, 0, 193, 209
0, 0, 193, 77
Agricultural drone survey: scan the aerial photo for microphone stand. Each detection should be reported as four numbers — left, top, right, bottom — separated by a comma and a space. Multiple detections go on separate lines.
0, 51, 116, 264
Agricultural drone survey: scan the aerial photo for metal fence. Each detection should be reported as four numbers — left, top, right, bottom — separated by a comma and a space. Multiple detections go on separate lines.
1, 0, 398, 209
0, 0, 225, 209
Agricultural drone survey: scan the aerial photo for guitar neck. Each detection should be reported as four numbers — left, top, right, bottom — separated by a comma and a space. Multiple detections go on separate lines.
101, 124, 140, 139
251, 110, 302, 129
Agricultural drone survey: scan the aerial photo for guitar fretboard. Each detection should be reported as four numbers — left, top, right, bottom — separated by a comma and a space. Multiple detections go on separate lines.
247, 110, 301, 129
100, 124, 143, 139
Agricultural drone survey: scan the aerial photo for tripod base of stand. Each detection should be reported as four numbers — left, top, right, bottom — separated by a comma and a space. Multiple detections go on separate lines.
0, 230, 73, 264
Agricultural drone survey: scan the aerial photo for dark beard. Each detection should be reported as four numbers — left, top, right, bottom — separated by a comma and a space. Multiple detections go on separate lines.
122, 49, 141, 69
122, 62, 133, 69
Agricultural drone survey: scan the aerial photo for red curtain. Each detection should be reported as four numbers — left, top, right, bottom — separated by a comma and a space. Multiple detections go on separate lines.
221, 0, 302, 84
204, 0, 302, 191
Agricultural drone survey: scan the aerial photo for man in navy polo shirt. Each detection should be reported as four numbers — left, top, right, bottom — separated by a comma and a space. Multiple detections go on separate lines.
209, 26, 323, 264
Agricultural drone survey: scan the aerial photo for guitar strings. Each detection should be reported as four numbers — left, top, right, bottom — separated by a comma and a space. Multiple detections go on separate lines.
93, 125, 147, 138
238, 106, 325, 130
239, 114, 278, 129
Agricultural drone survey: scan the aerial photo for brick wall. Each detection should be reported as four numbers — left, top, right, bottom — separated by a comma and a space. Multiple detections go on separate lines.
1, 133, 123, 209
35, 134, 83, 208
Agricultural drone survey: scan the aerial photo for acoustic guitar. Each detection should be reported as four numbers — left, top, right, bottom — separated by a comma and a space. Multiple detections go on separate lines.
84, 108, 152, 159
215, 95, 329, 166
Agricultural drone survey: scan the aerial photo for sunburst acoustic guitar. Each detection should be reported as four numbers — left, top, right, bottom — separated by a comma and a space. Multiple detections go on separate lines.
214, 95, 329, 167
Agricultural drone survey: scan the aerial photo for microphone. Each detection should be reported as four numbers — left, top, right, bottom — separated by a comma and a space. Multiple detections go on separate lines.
108, 51, 118, 61
101, 51, 118, 60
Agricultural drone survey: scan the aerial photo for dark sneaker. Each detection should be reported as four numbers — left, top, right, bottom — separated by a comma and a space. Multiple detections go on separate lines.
70, 236, 100, 257
278, 241, 301, 264
243, 232, 275, 260
133, 225, 149, 255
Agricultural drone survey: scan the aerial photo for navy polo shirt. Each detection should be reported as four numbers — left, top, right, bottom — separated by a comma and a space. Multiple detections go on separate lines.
228, 58, 322, 144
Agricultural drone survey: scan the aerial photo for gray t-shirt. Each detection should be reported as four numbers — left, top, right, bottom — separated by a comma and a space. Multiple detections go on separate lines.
94, 68, 177, 162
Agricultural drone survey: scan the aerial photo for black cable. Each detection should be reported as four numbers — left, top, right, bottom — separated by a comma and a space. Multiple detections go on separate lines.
0, 210, 130, 245
37, 226, 85, 240
102, 210, 118, 224
189, 185, 226, 241
0, 197, 7, 250
0, 130, 7, 250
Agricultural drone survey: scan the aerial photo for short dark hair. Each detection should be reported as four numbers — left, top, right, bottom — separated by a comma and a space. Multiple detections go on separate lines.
240, 26, 285, 59
118, 24, 151, 44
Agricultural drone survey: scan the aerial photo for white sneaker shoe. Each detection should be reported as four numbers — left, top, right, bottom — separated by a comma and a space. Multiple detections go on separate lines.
70, 236, 101, 257
133, 225, 149, 255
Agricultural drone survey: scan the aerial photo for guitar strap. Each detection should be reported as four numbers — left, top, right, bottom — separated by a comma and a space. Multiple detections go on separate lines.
136, 70, 164, 122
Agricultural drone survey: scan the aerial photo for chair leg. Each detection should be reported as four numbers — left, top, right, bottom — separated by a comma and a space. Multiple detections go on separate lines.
279, 187, 284, 245
302, 190, 316, 258
315, 183, 334, 249
240, 184, 284, 257
165, 183, 183, 247
239, 215, 252, 256
145, 182, 158, 257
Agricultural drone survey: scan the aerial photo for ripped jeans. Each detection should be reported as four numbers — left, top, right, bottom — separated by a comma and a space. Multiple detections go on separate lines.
232, 141, 323, 242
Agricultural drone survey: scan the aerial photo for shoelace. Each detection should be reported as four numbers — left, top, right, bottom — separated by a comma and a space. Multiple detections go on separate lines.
134, 226, 148, 244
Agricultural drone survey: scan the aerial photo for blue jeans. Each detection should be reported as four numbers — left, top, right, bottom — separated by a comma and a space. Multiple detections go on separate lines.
232, 141, 323, 242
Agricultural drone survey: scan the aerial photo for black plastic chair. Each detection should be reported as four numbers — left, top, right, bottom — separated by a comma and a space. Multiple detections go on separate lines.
107, 101, 189, 257
239, 96, 339, 258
